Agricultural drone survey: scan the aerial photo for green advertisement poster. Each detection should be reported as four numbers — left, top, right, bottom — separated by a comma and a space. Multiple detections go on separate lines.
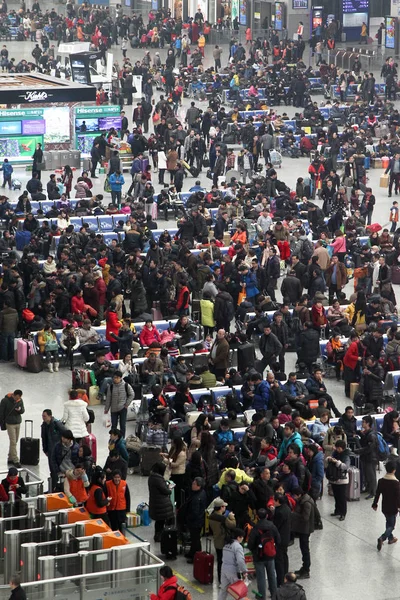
231, 0, 239, 20
0, 135, 42, 158
75, 105, 121, 117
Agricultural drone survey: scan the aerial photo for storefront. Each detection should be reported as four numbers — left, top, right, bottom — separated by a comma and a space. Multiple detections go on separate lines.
0, 72, 96, 104
74, 105, 122, 156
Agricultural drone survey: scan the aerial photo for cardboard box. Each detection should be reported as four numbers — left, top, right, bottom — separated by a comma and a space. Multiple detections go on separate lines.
371, 158, 382, 169
380, 173, 389, 188
350, 382, 359, 401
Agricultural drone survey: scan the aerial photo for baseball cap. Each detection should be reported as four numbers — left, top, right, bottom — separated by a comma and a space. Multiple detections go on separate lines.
213, 498, 228, 508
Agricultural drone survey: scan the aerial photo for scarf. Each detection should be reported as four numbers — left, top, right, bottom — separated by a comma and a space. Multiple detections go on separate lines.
331, 338, 342, 351
6, 476, 18, 492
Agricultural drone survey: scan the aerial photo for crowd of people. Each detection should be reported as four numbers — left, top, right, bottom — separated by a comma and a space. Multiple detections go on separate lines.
1, 7, 400, 600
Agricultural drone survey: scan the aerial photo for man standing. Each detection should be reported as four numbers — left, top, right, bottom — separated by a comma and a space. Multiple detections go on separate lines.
0, 390, 24, 468
291, 487, 315, 579
259, 324, 282, 373
104, 370, 134, 438
106, 469, 131, 532
248, 507, 280, 600
209, 329, 230, 379
385, 152, 400, 198
41, 409, 65, 490
9, 574, 26, 600
325, 255, 347, 305
373, 461, 400, 550
354, 415, 378, 500
185, 477, 208, 563
273, 493, 292, 587
209, 498, 236, 583
265, 248, 280, 302
0, 300, 18, 361
90, 142, 102, 179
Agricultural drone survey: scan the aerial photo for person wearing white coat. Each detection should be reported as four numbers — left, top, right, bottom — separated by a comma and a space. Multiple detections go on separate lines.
157, 149, 167, 185
62, 391, 90, 440
218, 529, 247, 600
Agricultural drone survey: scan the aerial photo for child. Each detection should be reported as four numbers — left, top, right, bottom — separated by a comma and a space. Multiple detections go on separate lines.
390, 200, 399, 233
57, 177, 65, 196
226, 149, 236, 172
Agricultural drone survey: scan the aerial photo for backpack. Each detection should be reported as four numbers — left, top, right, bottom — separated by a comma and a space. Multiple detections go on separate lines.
300, 238, 314, 261
376, 432, 390, 461
226, 299, 235, 322
165, 585, 192, 600
291, 307, 307, 334
258, 529, 276, 558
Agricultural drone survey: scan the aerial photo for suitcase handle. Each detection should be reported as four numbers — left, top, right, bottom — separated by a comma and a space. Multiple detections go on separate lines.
25, 419, 34, 439
206, 538, 212, 554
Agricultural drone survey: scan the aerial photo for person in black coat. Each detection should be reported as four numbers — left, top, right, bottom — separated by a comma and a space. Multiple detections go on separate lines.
90, 143, 102, 178
1, 467, 27, 499
297, 322, 320, 373
148, 462, 174, 542
32, 142, 43, 180
250, 466, 273, 509
273, 492, 292, 587
185, 476, 208, 562
9, 575, 26, 600
214, 213, 228, 240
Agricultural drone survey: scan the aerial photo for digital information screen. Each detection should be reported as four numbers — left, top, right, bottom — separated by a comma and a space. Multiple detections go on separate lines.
342, 0, 368, 13
22, 120, 45, 135
293, 0, 308, 7
385, 16, 396, 49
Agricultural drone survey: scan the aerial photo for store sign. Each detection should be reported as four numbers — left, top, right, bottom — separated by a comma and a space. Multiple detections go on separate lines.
76, 105, 121, 116
0, 108, 43, 118
23, 91, 48, 102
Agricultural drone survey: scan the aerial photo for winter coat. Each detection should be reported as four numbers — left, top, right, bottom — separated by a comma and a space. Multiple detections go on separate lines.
150, 575, 179, 600
252, 380, 271, 411
186, 489, 208, 528
148, 472, 174, 521
308, 451, 324, 496
200, 298, 215, 327
372, 474, 400, 515
74, 181, 90, 198
0, 394, 25, 425
278, 432, 303, 460
214, 291, 234, 324
327, 448, 350, 485
62, 399, 89, 438
209, 337, 230, 369
273, 502, 292, 546
139, 325, 161, 347
209, 511, 236, 549
297, 328, 320, 363
325, 261, 347, 288
248, 517, 281, 562
105, 380, 134, 413
275, 582, 307, 600
355, 428, 378, 463
361, 364, 384, 405
221, 539, 247, 574
290, 493, 315, 535
106, 310, 121, 343
259, 332, 283, 358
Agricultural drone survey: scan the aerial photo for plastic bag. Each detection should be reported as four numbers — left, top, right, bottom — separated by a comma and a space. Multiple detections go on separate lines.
103, 413, 111, 428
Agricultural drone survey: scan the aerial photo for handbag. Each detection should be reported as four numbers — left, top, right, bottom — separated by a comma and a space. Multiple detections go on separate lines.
203, 157, 210, 167
104, 176, 111, 193
226, 580, 248, 600
206, 169, 213, 179
45, 339, 59, 352
36, 162, 46, 170
237, 290, 247, 305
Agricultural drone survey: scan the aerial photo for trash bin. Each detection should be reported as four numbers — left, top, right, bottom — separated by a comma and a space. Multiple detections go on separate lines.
70, 151, 81, 169
51, 151, 61, 169
43, 151, 53, 171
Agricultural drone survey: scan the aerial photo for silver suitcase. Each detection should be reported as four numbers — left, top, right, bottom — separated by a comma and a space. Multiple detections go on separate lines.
82, 157, 91, 172
346, 467, 360, 501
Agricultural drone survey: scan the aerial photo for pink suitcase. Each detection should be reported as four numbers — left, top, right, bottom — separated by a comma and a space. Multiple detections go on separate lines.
152, 303, 163, 321
16, 339, 36, 369
83, 433, 97, 462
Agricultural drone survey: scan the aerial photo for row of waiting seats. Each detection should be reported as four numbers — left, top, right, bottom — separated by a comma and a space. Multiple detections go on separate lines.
331, 83, 387, 100
10, 199, 81, 214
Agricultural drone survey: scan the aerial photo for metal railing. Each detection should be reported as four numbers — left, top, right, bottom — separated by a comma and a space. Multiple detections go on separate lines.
0, 548, 164, 600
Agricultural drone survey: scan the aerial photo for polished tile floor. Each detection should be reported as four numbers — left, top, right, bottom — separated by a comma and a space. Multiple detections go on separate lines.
1, 21, 400, 599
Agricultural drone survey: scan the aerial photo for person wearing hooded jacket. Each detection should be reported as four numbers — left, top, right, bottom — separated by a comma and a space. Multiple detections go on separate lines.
218, 528, 247, 600
248, 508, 280, 600
150, 566, 179, 600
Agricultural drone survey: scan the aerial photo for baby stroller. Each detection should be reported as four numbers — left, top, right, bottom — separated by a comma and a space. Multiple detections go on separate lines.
11, 179, 21, 190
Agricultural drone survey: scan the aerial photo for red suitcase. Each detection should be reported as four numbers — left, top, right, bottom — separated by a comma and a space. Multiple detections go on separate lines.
193, 539, 214, 584
83, 434, 97, 462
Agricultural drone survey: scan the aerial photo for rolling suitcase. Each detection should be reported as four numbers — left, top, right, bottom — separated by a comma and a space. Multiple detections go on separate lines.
194, 538, 214, 584
237, 343, 256, 373
347, 454, 360, 501
83, 433, 97, 461
152, 302, 163, 321
160, 527, 178, 558
20, 420, 40, 466
140, 446, 161, 475
16, 339, 36, 369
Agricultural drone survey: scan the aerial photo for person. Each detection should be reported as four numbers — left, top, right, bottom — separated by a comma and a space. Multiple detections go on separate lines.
273, 492, 292, 587
63, 464, 89, 505
1, 467, 27, 499
354, 415, 378, 499
150, 565, 178, 600
209, 329, 230, 379
9, 574, 26, 600
291, 487, 315, 579
209, 498, 237, 583
32, 142, 43, 179
259, 324, 283, 374
106, 469, 131, 532
41, 409, 65, 490
373, 461, 400, 550
62, 390, 90, 441
53, 430, 79, 475
326, 440, 350, 521
148, 462, 174, 542
275, 573, 307, 600
185, 476, 208, 562
86, 468, 111, 525
218, 528, 247, 600
248, 507, 280, 599
104, 449, 128, 481
161, 437, 187, 508
0, 390, 25, 468
104, 370, 134, 438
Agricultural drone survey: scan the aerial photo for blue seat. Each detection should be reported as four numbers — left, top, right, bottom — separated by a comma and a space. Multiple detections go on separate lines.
233, 385, 243, 402
69, 217, 83, 232
233, 427, 246, 442
103, 233, 119, 246
191, 388, 212, 405
97, 216, 114, 231
30, 201, 41, 214
40, 201, 56, 213
82, 217, 99, 231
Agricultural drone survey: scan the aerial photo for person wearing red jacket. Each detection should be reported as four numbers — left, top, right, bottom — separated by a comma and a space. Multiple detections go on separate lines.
175, 281, 190, 316
343, 331, 363, 397
71, 290, 86, 316
106, 305, 121, 356
150, 566, 178, 600
308, 158, 325, 197
139, 320, 161, 347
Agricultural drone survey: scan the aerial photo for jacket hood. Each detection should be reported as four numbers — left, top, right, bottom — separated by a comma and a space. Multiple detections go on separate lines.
64, 399, 86, 407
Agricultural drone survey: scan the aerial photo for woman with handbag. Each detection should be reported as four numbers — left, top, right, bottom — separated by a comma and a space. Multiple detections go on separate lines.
326, 440, 350, 521
218, 528, 247, 600
38, 324, 59, 372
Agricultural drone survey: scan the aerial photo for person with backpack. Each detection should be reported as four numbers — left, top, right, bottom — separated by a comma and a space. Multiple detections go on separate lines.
248, 507, 280, 599
372, 461, 400, 550
150, 565, 181, 600
354, 415, 379, 499
290, 486, 315, 580
218, 527, 247, 600
104, 371, 134, 438
298, 231, 314, 265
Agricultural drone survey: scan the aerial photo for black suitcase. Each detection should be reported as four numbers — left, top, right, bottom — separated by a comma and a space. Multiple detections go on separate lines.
20, 420, 40, 466
160, 527, 178, 558
190, 166, 200, 177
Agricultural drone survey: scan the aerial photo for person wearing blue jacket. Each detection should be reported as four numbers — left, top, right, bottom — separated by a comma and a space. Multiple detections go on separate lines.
213, 419, 234, 453
1, 158, 13, 189
278, 422, 303, 460
238, 265, 259, 305
250, 373, 270, 411
305, 444, 324, 499
109, 170, 125, 206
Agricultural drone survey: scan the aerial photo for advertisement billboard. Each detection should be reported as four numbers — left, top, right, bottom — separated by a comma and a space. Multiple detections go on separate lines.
275, 1, 283, 30
22, 120, 45, 135
385, 16, 396, 48
43, 107, 70, 144
239, 0, 246, 25
0, 121, 21, 135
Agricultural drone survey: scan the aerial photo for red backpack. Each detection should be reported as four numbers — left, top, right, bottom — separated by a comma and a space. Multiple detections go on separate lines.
258, 529, 276, 558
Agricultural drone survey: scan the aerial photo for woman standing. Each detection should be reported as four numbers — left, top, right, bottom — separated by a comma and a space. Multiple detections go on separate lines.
343, 331, 363, 397
161, 437, 187, 508
106, 303, 121, 356
218, 528, 247, 600
62, 389, 90, 441
38, 324, 59, 372
148, 462, 174, 542
86, 469, 111, 525
62, 165, 73, 199
32, 142, 43, 180
326, 440, 350, 521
